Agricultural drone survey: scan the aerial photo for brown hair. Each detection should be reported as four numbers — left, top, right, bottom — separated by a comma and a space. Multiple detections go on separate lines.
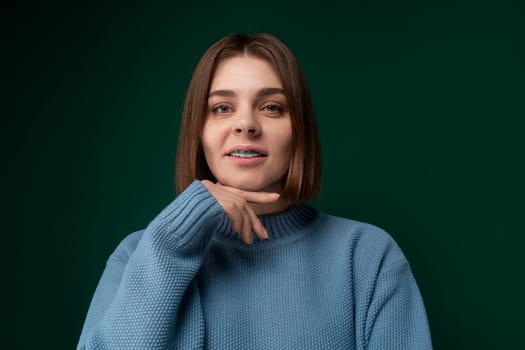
175, 33, 322, 203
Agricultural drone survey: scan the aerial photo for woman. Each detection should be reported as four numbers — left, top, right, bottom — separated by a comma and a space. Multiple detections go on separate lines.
78, 33, 432, 349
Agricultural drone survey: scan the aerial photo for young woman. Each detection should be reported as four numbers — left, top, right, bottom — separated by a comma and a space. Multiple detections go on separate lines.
78, 33, 432, 349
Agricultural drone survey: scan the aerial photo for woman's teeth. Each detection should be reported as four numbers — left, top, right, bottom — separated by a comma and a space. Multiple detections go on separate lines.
229, 150, 263, 158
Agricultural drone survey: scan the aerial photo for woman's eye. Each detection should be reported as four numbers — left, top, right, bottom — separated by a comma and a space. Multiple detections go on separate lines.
211, 105, 232, 114
262, 103, 284, 114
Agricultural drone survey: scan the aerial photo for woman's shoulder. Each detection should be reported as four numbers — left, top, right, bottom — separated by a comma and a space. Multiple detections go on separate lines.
315, 210, 408, 267
316, 211, 394, 243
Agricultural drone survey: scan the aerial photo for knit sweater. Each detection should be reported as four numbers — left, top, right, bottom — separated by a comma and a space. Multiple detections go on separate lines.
77, 180, 432, 349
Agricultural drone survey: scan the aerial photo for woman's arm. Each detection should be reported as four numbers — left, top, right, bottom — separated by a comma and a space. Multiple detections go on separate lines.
77, 181, 226, 349
365, 258, 432, 349
77, 180, 281, 349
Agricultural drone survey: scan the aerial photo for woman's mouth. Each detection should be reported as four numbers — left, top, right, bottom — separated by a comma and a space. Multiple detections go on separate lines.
229, 150, 266, 158
226, 146, 268, 165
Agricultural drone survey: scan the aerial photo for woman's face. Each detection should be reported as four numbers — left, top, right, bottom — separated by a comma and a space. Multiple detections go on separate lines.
201, 55, 292, 193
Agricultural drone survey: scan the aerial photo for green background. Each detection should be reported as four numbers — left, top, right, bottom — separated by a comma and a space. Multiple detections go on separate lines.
9, 0, 524, 348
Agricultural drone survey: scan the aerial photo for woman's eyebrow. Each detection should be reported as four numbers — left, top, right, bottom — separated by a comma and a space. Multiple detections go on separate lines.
207, 87, 285, 98
208, 90, 235, 98
257, 87, 285, 97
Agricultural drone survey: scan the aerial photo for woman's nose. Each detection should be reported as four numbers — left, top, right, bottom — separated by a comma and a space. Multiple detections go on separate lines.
233, 112, 261, 136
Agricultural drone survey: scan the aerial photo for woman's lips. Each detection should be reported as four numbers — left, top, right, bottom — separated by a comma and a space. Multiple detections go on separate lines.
226, 154, 267, 165
225, 145, 268, 156
225, 145, 268, 165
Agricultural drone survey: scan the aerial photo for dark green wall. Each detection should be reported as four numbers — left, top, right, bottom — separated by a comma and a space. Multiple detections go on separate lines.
9, 0, 524, 348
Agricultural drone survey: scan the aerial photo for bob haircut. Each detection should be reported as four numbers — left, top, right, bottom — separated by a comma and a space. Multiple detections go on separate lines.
175, 33, 322, 203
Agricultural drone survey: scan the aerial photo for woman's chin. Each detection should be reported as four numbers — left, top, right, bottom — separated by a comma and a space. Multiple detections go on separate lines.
228, 183, 265, 192
220, 179, 282, 193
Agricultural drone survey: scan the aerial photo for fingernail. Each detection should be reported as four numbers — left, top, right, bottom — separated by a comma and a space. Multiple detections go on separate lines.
268, 193, 280, 198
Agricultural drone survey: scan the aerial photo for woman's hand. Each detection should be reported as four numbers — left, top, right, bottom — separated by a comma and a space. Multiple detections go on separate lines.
201, 180, 283, 244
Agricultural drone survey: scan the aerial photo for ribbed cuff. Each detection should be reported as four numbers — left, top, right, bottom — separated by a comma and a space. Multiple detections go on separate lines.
145, 180, 227, 254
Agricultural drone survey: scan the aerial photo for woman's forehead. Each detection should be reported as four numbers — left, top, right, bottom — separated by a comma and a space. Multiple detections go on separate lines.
209, 56, 283, 93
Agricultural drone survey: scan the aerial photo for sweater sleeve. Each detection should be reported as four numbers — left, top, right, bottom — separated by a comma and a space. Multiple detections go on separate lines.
77, 180, 228, 349
365, 258, 433, 349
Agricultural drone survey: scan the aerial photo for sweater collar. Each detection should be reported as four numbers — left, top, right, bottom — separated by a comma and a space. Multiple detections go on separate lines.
213, 204, 321, 247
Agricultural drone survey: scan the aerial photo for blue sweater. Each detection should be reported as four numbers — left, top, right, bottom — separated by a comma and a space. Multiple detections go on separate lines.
78, 181, 432, 349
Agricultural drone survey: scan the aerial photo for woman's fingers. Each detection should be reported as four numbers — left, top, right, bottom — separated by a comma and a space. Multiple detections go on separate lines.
227, 202, 243, 234
217, 184, 280, 204
246, 204, 269, 240
201, 180, 271, 244
240, 204, 253, 244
